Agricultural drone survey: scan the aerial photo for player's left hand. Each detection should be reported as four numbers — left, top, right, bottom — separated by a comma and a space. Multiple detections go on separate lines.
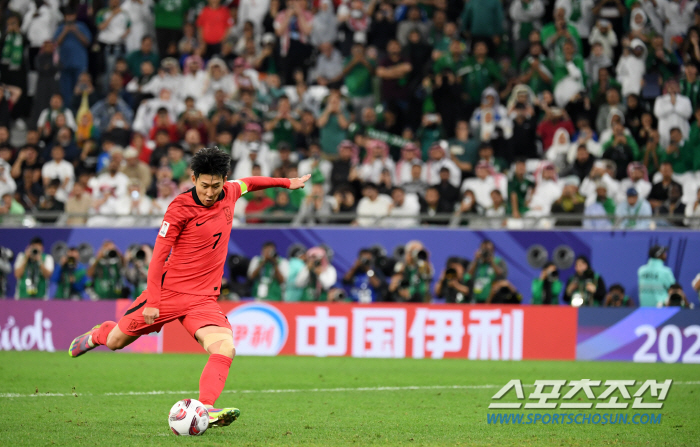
288, 174, 311, 190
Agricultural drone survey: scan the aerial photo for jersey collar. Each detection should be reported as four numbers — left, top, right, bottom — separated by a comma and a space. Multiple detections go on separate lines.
190, 187, 226, 207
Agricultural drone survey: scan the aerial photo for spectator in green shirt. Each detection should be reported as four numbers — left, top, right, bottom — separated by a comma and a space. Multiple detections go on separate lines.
680, 63, 700, 111
508, 159, 535, 217
685, 108, 700, 172
457, 40, 502, 114
552, 39, 586, 107
318, 90, 350, 156
167, 145, 189, 180
126, 35, 159, 77
541, 8, 582, 63
0, 193, 25, 224
433, 39, 467, 76
342, 42, 376, 113
519, 42, 554, 95
265, 96, 301, 150
531, 262, 563, 305
459, 0, 504, 51
448, 120, 479, 176
658, 127, 691, 174
154, 0, 191, 56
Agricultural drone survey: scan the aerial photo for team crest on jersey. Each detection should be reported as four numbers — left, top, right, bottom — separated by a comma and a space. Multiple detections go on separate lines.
224, 206, 232, 223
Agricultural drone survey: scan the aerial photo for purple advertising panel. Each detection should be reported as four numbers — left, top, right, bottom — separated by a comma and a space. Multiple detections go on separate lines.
0, 301, 161, 353
0, 301, 115, 352
577, 308, 700, 363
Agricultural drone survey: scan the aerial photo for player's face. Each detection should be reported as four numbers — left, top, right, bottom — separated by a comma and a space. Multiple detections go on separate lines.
192, 174, 227, 207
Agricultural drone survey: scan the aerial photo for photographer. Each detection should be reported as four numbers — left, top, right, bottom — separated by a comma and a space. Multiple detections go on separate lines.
467, 240, 507, 303
389, 241, 434, 303
531, 262, 562, 305
13, 237, 54, 299
638, 245, 676, 307
285, 244, 307, 302
487, 280, 523, 304
563, 255, 606, 307
604, 284, 634, 307
342, 248, 387, 303
125, 244, 152, 298
665, 284, 693, 308
247, 242, 289, 301
87, 241, 125, 299
51, 246, 88, 300
295, 246, 337, 301
0, 246, 14, 297
435, 257, 472, 303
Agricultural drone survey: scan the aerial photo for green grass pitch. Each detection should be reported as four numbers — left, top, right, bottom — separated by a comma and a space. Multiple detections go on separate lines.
1, 351, 698, 446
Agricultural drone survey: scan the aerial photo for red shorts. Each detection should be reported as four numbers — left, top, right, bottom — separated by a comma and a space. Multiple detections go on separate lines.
118, 289, 231, 338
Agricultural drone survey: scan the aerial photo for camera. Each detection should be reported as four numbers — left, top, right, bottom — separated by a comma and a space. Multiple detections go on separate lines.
31, 248, 40, 257
135, 249, 146, 261
668, 293, 684, 307
444, 268, 457, 281
546, 270, 559, 281
65, 256, 77, 269
313, 259, 322, 268
361, 257, 373, 268
102, 249, 121, 265
0, 247, 13, 261
399, 278, 411, 289
335, 289, 347, 301
412, 249, 428, 262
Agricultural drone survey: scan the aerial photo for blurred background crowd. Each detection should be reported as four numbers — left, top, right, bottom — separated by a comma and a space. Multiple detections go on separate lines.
1, 236, 695, 307
2, 0, 700, 228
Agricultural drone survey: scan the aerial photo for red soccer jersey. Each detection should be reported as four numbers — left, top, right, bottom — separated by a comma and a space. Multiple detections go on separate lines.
145, 177, 290, 308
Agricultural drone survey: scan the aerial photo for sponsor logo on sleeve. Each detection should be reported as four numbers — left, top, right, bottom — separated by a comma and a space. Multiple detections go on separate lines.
159, 221, 170, 237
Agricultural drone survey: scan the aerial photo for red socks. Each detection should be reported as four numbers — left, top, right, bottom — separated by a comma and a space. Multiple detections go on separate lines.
199, 354, 232, 406
91, 321, 117, 346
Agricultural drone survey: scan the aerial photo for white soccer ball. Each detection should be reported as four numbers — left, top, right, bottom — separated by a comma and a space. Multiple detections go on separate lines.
168, 399, 209, 436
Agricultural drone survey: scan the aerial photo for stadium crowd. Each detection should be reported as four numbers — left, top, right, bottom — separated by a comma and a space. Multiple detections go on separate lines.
2, 0, 700, 228
1, 236, 696, 307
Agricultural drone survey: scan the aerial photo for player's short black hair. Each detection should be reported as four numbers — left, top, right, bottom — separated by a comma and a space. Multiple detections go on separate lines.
190, 147, 231, 180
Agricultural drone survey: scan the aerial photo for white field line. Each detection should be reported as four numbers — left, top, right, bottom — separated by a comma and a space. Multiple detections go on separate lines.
2, 382, 700, 399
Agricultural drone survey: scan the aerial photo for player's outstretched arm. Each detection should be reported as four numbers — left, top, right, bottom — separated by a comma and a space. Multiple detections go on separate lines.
142, 237, 173, 323
234, 174, 311, 192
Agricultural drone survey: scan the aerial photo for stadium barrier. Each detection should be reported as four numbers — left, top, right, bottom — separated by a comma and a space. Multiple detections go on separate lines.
2, 301, 699, 364
1, 227, 699, 304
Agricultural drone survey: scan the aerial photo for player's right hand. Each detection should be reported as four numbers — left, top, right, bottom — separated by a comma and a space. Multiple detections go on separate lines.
143, 307, 159, 325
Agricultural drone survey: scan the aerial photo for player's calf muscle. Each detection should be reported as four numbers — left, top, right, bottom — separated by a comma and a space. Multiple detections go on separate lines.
106, 327, 134, 350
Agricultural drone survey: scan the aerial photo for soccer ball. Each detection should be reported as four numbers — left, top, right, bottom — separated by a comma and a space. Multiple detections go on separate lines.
168, 399, 209, 436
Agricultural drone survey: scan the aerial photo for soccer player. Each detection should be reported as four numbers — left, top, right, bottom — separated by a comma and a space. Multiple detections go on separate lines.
68, 147, 309, 428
